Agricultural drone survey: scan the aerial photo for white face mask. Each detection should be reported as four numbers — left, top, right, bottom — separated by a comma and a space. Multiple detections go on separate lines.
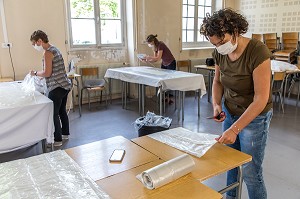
33, 44, 44, 52
148, 43, 154, 48
216, 37, 238, 55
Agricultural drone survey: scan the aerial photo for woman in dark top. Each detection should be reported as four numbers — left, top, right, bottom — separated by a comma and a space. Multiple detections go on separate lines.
200, 8, 273, 199
144, 34, 176, 70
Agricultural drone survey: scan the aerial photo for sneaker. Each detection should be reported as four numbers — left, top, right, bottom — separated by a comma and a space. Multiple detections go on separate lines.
62, 135, 69, 140
53, 141, 63, 147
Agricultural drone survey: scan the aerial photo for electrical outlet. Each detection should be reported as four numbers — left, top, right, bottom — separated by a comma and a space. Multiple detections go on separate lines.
2, 43, 12, 48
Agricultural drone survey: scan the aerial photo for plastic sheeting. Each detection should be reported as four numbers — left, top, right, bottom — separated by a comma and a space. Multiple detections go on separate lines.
0, 75, 47, 109
148, 127, 219, 158
271, 60, 299, 72
137, 154, 195, 189
134, 111, 172, 131
0, 150, 110, 199
105, 66, 207, 96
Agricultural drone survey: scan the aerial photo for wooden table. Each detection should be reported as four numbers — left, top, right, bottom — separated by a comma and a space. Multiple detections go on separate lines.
65, 136, 159, 181
96, 159, 222, 199
132, 129, 252, 199
194, 65, 215, 103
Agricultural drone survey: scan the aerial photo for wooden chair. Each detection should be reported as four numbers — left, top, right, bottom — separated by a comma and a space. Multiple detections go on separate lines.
263, 33, 279, 53
252, 33, 263, 42
80, 67, 107, 110
273, 32, 299, 63
272, 71, 286, 113
177, 60, 191, 73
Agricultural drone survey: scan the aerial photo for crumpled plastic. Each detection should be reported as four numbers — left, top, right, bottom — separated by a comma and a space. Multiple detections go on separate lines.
0, 150, 111, 199
133, 111, 172, 132
148, 127, 219, 158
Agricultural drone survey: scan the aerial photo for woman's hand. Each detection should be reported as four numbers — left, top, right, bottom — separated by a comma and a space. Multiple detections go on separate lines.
30, 70, 36, 76
213, 105, 226, 122
215, 128, 237, 144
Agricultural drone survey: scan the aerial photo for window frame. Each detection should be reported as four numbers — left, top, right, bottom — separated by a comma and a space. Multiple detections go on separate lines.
67, 0, 126, 49
182, 0, 216, 49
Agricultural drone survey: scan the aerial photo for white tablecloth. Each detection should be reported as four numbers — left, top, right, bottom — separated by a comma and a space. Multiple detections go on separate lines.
105, 66, 206, 96
0, 150, 110, 198
0, 82, 54, 154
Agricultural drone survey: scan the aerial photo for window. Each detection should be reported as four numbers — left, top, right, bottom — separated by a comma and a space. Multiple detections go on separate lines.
182, 0, 216, 48
68, 0, 125, 48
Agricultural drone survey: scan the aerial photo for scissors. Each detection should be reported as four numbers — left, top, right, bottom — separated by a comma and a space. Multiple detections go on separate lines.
206, 111, 225, 120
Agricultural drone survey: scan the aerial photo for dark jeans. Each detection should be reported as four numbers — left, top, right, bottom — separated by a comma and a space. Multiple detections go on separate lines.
161, 60, 176, 70
48, 87, 70, 142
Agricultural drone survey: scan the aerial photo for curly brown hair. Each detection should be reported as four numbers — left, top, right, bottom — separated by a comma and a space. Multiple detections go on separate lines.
30, 30, 49, 43
200, 8, 248, 41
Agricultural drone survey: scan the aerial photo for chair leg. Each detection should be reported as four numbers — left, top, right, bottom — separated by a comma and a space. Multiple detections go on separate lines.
80, 89, 84, 109
279, 92, 284, 113
88, 91, 91, 110
100, 91, 103, 104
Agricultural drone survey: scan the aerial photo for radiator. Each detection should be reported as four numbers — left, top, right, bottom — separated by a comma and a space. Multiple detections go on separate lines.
74, 63, 128, 104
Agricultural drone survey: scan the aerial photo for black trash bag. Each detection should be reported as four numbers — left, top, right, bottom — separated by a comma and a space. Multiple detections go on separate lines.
134, 111, 172, 137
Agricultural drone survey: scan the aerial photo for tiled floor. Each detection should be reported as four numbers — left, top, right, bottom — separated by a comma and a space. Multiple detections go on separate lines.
1, 94, 300, 199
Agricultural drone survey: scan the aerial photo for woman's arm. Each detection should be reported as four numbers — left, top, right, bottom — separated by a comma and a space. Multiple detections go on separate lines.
146, 50, 163, 62
217, 58, 271, 144
212, 65, 224, 116
31, 51, 53, 77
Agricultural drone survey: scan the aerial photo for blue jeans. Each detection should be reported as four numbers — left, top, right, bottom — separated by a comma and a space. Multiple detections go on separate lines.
48, 87, 70, 142
223, 105, 273, 199
161, 60, 176, 70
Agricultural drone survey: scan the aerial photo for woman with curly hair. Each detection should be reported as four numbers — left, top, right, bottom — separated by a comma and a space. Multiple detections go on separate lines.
200, 8, 273, 199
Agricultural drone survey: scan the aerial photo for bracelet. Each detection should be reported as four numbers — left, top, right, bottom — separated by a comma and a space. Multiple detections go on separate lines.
229, 128, 238, 135
233, 125, 240, 133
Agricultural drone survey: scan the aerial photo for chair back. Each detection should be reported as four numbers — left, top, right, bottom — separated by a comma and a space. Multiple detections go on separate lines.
272, 71, 286, 90
252, 33, 263, 42
281, 32, 299, 50
177, 60, 191, 72
263, 33, 279, 52
80, 67, 99, 78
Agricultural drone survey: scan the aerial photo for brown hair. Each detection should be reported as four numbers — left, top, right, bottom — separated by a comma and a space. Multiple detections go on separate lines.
146, 34, 159, 47
200, 8, 248, 41
30, 30, 49, 43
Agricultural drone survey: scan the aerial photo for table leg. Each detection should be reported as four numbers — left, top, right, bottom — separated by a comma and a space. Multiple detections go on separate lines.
182, 91, 185, 121
142, 84, 145, 116
124, 82, 127, 110
108, 78, 112, 104
297, 79, 300, 107
198, 89, 200, 117
42, 139, 47, 153
159, 87, 163, 116
218, 165, 243, 199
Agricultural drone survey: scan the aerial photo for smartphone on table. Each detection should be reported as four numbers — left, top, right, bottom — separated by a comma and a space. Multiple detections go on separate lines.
109, 149, 126, 162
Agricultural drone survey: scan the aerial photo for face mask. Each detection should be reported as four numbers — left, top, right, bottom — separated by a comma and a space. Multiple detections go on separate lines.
148, 43, 154, 48
33, 44, 44, 52
216, 37, 238, 55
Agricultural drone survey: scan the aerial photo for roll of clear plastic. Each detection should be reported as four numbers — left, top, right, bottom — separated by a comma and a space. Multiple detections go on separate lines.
141, 154, 195, 189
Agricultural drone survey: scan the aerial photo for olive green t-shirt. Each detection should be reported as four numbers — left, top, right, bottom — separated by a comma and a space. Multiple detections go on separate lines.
213, 39, 273, 116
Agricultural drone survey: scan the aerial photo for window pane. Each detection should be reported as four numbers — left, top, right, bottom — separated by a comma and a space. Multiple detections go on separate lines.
183, 5, 188, 17
101, 20, 122, 44
182, 30, 187, 42
205, 7, 212, 16
71, 19, 96, 45
183, 0, 188, 4
100, 0, 121, 19
187, 5, 195, 17
70, 0, 94, 18
206, 0, 212, 6
182, 18, 187, 29
198, 0, 205, 6
186, 30, 194, 42
197, 32, 206, 42
198, 6, 205, 18
187, 18, 195, 29
187, 0, 195, 5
